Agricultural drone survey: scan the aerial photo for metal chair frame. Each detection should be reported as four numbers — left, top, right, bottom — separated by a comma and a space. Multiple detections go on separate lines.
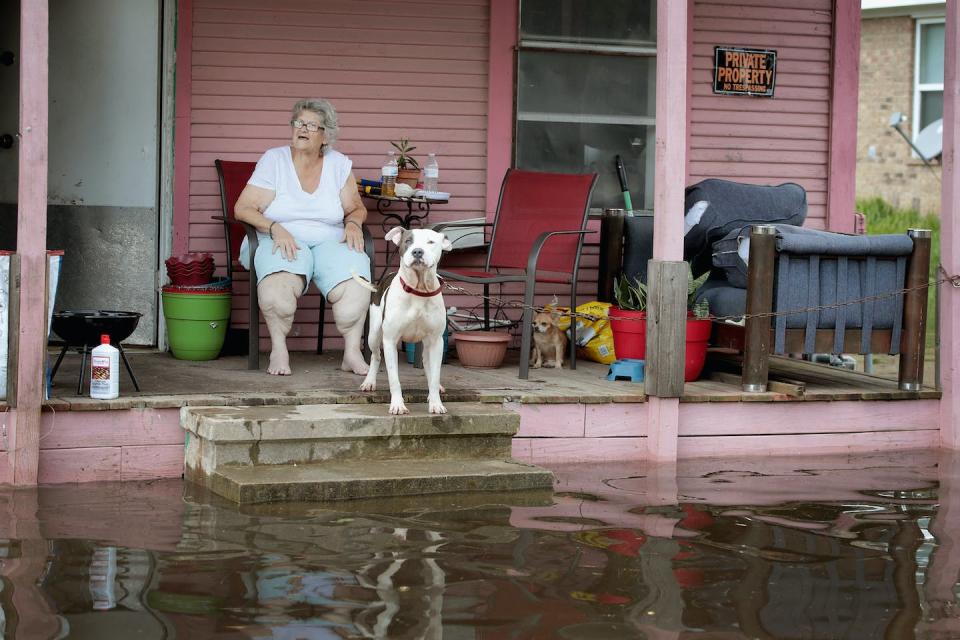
435, 168, 598, 379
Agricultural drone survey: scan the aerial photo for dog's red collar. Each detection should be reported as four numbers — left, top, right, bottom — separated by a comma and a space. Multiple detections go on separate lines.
399, 276, 444, 297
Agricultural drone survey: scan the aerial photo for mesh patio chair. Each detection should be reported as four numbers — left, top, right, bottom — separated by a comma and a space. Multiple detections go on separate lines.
214, 159, 375, 370
435, 168, 598, 379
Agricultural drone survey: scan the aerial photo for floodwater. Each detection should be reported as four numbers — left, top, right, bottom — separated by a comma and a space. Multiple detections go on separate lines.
2, 451, 960, 639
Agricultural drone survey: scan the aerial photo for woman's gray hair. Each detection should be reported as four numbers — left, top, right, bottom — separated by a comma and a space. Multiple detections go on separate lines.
292, 98, 339, 147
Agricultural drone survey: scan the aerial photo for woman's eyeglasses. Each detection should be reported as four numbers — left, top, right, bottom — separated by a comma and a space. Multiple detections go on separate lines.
291, 119, 324, 133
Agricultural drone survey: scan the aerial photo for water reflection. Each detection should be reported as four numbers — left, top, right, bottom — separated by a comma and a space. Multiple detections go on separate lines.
1, 451, 959, 638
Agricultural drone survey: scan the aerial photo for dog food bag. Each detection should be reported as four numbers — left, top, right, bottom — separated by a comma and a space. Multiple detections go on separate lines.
553, 301, 617, 365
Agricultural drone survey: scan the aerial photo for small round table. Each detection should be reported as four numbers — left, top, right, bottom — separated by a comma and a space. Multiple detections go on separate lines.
362, 193, 449, 231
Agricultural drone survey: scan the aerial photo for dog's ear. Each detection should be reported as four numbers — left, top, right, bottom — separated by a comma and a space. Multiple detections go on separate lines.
384, 227, 404, 246
440, 233, 453, 252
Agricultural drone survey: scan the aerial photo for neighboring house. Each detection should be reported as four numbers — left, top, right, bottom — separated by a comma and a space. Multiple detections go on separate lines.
858, 0, 944, 215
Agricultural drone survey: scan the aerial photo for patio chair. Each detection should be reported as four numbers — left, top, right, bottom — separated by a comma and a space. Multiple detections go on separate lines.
214, 159, 375, 370
435, 168, 598, 379
700, 223, 931, 392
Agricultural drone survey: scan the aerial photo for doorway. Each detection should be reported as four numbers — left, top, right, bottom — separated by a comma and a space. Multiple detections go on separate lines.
0, 0, 161, 345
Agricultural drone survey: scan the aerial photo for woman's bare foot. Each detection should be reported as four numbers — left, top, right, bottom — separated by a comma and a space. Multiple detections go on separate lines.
341, 349, 369, 375
267, 347, 292, 375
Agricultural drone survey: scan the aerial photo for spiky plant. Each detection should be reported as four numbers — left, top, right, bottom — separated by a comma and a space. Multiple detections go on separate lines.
390, 138, 420, 170
614, 275, 648, 312
688, 268, 711, 319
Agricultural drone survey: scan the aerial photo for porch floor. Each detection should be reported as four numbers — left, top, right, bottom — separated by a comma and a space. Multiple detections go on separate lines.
30, 347, 940, 412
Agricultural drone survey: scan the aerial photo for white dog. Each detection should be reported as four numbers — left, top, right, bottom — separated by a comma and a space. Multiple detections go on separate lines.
356, 227, 452, 415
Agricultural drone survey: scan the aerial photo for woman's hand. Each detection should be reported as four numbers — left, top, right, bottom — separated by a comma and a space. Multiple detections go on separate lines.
270, 223, 299, 261
340, 172, 367, 253
342, 220, 364, 252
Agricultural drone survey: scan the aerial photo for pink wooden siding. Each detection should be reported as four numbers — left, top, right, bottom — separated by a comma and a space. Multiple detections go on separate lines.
35, 408, 184, 483
509, 398, 939, 463
689, 0, 833, 228
185, 0, 491, 350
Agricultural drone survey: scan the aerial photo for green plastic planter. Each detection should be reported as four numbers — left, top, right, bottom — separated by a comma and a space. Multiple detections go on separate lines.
161, 290, 232, 361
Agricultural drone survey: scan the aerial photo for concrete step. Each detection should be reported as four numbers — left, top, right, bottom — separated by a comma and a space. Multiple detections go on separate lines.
208, 458, 555, 504
183, 402, 520, 473
182, 402, 553, 504
183, 402, 520, 442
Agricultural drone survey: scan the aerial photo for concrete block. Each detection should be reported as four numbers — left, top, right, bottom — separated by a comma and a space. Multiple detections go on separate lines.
210, 458, 555, 504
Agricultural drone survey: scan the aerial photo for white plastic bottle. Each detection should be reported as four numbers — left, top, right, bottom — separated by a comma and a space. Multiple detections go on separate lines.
90, 334, 119, 399
381, 151, 398, 197
423, 153, 439, 193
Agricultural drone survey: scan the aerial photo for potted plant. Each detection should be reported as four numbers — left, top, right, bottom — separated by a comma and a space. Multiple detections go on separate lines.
684, 271, 713, 382
609, 275, 648, 360
608, 269, 712, 381
391, 138, 421, 187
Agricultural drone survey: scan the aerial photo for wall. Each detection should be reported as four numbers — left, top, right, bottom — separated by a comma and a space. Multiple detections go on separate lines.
857, 15, 943, 215
688, 0, 834, 228
36, 408, 183, 483
185, 0, 491, 351
0, 408, 8, 485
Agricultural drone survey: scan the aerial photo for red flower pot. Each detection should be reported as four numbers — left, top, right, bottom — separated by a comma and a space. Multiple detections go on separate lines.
684, 317, 712, 382
609, 309, 712, 382
608, 307, 647, 360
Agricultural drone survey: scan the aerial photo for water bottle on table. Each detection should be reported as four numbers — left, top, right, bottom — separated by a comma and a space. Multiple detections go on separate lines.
381, 150, 398, 197
423, 153, 439, 193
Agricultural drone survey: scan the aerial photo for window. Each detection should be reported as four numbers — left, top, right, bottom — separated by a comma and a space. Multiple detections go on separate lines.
516, 0, 657, 211
913, 18, 944, 142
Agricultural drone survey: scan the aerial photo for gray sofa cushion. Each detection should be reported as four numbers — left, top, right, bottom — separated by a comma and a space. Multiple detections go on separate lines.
711, 224, 915, 290
776, 224, 914, 256
695, 277, 747, 320
700, 224, 915, 355
712, 227, 751, 288
684, 179, 808, 277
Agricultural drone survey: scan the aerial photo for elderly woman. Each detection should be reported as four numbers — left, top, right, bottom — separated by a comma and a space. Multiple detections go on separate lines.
235, 99, 371, 376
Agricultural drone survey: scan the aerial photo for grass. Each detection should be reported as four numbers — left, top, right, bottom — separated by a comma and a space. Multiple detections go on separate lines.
855, 196, 940, 348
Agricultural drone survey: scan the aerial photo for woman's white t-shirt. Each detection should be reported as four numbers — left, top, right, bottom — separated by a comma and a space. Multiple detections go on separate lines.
247, 145, 353, 245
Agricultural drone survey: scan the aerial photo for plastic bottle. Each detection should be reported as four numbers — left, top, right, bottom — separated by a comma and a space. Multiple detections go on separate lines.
381, 151, 398, 197
423, 153, 439, 193
90, 334, 119, 399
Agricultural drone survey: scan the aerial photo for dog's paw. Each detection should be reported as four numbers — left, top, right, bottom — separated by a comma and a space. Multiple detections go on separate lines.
552, 361, 564, 369
389, 398, 409, 415
359, 378, 377, 392
429, 401, 447, 414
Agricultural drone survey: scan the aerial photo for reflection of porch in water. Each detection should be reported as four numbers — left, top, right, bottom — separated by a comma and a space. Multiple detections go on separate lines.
1, 451, 958, 638
3, 347, 940, 485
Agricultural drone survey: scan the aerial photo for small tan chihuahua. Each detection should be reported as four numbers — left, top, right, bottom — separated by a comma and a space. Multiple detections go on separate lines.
531, 308, 567, 369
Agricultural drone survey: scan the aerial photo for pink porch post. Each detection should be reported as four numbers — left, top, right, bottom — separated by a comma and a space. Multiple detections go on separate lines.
645, 0, 689, 462
11, 0, 50, 486
941, 0, 960, 448
485, 0, 516, 220
826, 0, 860, 234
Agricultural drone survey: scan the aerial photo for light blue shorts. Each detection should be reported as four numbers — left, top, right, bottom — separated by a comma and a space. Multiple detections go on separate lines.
239, 236, 371, 297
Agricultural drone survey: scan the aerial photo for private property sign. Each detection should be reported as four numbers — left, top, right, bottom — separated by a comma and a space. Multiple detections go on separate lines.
713, 47, 776, 97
